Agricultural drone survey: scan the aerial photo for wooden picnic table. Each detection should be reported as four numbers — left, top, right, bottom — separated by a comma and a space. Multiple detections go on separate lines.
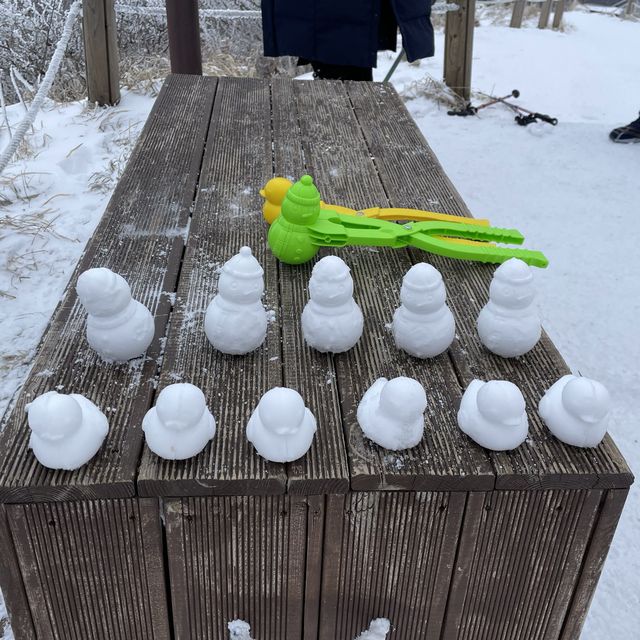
0, 75, 633, 640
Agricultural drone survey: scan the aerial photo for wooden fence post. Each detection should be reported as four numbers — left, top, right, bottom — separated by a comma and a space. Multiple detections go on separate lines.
510, 0, 526, 28
552, 0, 566, 29
538, 0, 553, 28
165, 0, 203, 75
82, 0, 120, 105
444, 0, 476, 101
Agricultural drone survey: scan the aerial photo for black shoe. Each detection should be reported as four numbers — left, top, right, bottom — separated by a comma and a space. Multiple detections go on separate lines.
610, 113, 640, 143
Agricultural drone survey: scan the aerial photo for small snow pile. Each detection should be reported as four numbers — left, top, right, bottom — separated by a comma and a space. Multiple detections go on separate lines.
354, 618, 391, 640
228, 619, 254, 640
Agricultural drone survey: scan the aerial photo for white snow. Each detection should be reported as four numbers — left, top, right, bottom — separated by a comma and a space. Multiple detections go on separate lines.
301, 254, 364, 353
76, 267, 155, 362
204, 246, 268, 355
539, 374, 611, 448
358, 376, 428, 450
392, 262, 455, 358
1, 7, 639, 639
476, 257, 542, 357
458, 379, 529, 451
142, 383, 216, 460
246, 387, 317, 462
26, 390, 109, 470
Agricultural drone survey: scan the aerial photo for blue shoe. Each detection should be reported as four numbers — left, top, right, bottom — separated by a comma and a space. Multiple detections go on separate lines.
610, 113, 640, 143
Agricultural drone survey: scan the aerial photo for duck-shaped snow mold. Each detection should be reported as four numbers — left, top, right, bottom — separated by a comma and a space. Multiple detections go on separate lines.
477, 258, 541, 358
204, 246, 268, 355
76, 267, 155, 362
246, 387, 317, 463
357, 377, 428, 451
142, 383, 216, 460
301, 255, 364, 353
26, 391, 109, 470
458, 379, 528, 451
392, 262, 455, 358
538, 375, 611, 448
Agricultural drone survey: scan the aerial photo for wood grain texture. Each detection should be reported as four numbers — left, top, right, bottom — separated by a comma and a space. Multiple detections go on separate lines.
442, 490, 601, 640
319, 491, 466, 640
138, 76, 351, 497
282, 79, 493, 492
82, 0, 120, 105
539, 0, 553, 28
444, 0, 476, 100
552, 0, 566, 29
164, 495, 309, 640
560, 489, 629, 640
0, 75, 216, 503
0, 504, 35, 639
345, 80, 632, 491
510, 0, 526, 28
6, 498, 169, 639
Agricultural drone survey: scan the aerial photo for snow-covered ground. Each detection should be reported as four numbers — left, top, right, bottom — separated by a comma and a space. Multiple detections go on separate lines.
1, 7, 639, 640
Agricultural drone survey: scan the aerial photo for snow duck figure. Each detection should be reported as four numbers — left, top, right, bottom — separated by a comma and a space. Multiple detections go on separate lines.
301, 255, 364, 353
246, 387, 317, 463
76, 267, 155, 362
477, 258, 541, 358
538, 375, 611, 448
458, 379, 528, 451
204, 246, 268, 355
142, 383, 216, 460
357, 377, 428, 451
392, 262, 456, 358
26, 390, 109, 470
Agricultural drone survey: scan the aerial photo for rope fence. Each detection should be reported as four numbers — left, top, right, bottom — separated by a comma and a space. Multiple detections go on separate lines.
0, 1, 82, 175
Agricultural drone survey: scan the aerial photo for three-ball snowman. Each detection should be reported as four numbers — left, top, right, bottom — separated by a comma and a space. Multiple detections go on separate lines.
204, 246, 268, 355
76, 267, 155, 362
477, 258, 541, 358
301, 255, 364, 353
392, 263, 455, 358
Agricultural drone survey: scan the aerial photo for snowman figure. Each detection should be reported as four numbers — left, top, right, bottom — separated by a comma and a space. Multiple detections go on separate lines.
204, 246, 268, 355
246, 387, 317, 463
477, 258, 541, 358
355, 619, 391, 640
392, 262, 455, 358
76, 267, 155, 362
539, 375, 611, 448
301, 255, 364, 353
26, 391, 109, 470
142, 383, 216, 460
458, 379, 528, 451
357, 377, 427, 451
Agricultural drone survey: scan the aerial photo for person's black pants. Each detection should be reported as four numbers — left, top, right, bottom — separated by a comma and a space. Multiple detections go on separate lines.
308, 61, 373, 81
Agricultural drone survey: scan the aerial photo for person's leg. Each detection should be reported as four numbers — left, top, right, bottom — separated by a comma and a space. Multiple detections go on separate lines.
311, 62, 373, 81
610, 113, 640, 143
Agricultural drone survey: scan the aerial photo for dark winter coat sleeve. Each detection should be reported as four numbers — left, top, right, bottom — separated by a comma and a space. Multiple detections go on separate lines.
261, 0, 434, 68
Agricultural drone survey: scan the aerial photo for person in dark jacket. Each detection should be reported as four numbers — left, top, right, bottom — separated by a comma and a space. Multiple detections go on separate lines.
261, 0, 434, 80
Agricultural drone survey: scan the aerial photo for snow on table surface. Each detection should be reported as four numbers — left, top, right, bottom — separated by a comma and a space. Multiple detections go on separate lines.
1, 7, 638, 639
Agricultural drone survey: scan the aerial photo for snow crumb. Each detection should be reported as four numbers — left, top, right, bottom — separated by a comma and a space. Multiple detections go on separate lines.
227, 620, 254, 640
354, 618, 391, 639
266, 309, 276, 323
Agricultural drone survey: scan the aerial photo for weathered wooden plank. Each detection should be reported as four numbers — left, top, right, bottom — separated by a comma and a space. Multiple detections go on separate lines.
164, 496, 308, 640
319, 491, 465, 640
539, 0, 553, 28
6, 498, 169, 639
0, 75, 216, 503
0, 504, 35, 639
345, 80, 633, 491
83, 0, 120, 105
270, 78, 350, 495
559, 489, 629, 640
444, 0, 476, 100
510, 0, 527, 28
552, 0, 566, 29
285, 79, 493, 492
136, 77, 287, 497
442, 490, 600, 640
302, 495, 325, 639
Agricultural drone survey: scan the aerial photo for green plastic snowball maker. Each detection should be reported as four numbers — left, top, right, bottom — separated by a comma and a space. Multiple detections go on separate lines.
267, 175, 549, 267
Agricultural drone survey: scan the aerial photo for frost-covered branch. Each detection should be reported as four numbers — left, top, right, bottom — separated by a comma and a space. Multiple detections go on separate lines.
0, 1, 82, 175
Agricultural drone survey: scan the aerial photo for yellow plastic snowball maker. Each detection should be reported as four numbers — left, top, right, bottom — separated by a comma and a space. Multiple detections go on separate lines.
260, 176, 491, 226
